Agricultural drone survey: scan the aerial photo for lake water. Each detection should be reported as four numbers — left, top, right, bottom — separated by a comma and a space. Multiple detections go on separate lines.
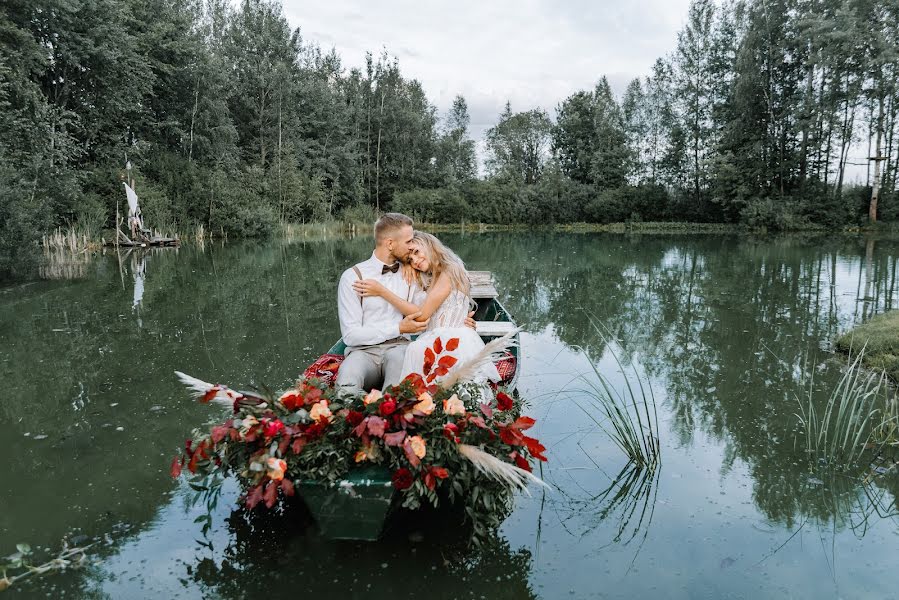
2, 232, 899, 598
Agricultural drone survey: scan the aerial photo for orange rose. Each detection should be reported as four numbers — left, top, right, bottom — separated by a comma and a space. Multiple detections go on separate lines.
363, 389, 383, 405
266, 457, 287, 481
443, 394, 465, 416
408, 435, 426, 459
414, 395, 435, 416
309, 400, 333, 423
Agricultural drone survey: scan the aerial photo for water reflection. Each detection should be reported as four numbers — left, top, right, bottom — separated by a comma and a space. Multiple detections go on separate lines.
3, 232, 899, 597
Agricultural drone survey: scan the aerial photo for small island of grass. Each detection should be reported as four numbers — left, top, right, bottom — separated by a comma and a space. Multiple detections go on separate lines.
836, 311, 899, 382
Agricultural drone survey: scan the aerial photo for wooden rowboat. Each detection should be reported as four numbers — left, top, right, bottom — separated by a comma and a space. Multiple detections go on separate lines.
299, 271, 520, 540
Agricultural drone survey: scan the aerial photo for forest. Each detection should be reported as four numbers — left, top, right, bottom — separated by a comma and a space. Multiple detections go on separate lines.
1, 0, 898, 277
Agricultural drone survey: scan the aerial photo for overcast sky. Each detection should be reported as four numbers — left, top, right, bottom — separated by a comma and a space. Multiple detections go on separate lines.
281, 0, 693, 143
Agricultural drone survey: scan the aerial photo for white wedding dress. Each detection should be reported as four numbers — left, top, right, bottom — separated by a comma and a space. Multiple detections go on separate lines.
400, 289, 499, 384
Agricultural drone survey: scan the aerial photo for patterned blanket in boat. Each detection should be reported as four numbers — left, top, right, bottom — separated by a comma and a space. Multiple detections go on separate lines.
303, 351, 517, 388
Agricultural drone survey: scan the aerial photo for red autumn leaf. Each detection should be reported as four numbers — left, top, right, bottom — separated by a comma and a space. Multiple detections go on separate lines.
304, 387, 322, 405
246, 484, 264, 510
426, 373, 437, 384
263, 480, 278, 508
170, 455, 182, 478
446, 337, 460, 351
384, 431, 407, 447
479, 403, 494, 418
403, 373, 428, 395
187, 453, 199, 474
423, 472, 436, 490
438, 355, 458, 369
427, 384, 438, 395
291, 437, 307, 455
511, 452, 532, 472
500, 425, 525, 446
524, 435, 548, 461
434, 337, 443, 354
277, 434, 291, 455
510, 416, 536, 431
280, 478, 295, 497
468, 415, 489, 429
201, 387, 219, 403
423, 348, 436, 375
210, 424, 229, 444
434, 365, 449, 377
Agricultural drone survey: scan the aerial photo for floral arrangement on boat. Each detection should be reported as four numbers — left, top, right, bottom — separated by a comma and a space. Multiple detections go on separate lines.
171, 334, 547, 540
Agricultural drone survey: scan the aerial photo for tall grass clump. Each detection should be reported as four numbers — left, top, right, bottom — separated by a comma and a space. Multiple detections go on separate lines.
571, 323, 661, 468
796, 350, 893, 468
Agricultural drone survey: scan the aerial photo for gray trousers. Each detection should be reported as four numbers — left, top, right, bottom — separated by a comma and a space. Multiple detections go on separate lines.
336, 339, 410, 393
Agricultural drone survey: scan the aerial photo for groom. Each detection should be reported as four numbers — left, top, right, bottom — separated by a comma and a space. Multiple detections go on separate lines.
336, 213, 428, 393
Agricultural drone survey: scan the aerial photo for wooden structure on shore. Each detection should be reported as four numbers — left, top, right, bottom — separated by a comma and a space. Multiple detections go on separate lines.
105, 180, 180, 248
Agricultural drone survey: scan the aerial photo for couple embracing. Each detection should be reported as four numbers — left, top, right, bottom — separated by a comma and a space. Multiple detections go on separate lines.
336, 213, 498, 393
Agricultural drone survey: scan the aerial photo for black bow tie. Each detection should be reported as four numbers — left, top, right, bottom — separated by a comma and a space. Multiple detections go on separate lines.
381, 262, 400, 274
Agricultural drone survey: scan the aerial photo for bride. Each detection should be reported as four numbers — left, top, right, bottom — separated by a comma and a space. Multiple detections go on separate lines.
352, 232, 499, 385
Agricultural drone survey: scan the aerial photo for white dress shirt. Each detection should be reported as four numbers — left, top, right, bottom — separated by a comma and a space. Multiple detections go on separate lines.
337, 253, 424, 350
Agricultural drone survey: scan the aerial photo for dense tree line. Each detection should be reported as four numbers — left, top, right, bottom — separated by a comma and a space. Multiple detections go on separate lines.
2, 0, 899, 278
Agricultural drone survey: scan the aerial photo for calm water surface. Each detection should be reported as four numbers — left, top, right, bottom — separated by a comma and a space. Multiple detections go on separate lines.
3, 232, 899, 599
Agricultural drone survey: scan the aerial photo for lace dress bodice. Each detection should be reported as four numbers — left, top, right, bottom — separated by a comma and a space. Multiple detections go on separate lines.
428, 289, 471, 330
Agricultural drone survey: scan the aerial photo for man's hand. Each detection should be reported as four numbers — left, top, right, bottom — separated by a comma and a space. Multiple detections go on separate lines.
400, 311, 429, 335
464, 310, 477, 330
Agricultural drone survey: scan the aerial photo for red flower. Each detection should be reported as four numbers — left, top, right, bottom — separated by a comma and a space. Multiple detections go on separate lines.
423, 465, 449, 490
496, 392, 514, 411
262, 419, 285, 438
443, 423, 460, 443
379, 398, 397, 416
345, 410, 364, 426
279, 390, 303, 411
392, 468, 414, 490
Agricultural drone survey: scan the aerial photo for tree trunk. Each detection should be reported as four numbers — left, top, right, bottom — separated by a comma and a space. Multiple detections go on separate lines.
278, 83, 283, 223
188, 74, 200, 163
375, 89, 385, 211
869, 94, 885, 223
798, 60, 814, 184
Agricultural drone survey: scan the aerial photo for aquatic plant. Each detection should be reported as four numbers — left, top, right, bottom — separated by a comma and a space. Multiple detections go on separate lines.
571, 323, 660, 468
0, 540, 93, 592
795, 350, 892, 468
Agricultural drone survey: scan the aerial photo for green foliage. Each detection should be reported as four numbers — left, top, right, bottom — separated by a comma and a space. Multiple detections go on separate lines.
3, 0, 899, 280
392, 188, 470, 223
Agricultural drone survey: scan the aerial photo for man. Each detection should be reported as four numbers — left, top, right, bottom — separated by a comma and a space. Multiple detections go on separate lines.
336, 213, 428, 393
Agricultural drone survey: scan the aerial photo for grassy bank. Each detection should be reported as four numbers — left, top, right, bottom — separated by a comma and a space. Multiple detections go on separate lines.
836, 311, 899, 382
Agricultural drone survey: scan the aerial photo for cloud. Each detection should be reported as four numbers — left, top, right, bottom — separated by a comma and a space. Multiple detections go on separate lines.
282, 0, 692, 137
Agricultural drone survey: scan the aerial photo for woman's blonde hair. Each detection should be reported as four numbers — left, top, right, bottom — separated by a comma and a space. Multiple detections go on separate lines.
411, 232, 470, 296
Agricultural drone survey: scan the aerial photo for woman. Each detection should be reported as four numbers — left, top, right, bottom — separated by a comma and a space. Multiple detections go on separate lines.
352, 232, 499, 384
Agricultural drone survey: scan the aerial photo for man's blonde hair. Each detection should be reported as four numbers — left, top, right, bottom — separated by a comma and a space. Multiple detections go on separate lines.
374, 212, 413, 243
